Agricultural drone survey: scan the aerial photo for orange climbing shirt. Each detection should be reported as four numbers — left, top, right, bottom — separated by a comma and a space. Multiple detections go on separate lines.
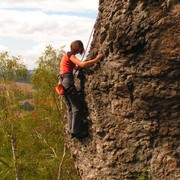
60, 52, 76, 74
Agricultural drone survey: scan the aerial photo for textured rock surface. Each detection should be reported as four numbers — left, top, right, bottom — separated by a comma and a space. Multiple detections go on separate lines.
68, 0, 180, 179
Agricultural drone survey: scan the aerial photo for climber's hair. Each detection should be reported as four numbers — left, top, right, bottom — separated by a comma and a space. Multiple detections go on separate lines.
70, 40, 85, 55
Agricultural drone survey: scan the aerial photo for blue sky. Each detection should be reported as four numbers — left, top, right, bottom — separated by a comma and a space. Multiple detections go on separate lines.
0, 0, 98, 69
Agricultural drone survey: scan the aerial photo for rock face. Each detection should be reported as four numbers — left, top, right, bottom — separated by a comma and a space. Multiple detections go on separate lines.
68, 1, 180, 179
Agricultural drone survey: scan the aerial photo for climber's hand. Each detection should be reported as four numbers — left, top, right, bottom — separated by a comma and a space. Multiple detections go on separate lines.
96, 53, 104, 61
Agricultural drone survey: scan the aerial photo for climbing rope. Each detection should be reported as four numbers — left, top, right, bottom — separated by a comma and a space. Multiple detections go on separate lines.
74, 15, 98, 76
81, 20, 95, 61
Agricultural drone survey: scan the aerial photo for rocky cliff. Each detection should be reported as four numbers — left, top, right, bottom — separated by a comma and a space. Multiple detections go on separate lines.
68, 0, 180, 179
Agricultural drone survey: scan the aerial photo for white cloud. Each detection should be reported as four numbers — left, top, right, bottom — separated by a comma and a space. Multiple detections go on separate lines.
0, 9, 96, 47
1, 0, 98, 12
0, 44, 8, 51
1, 10, 94, 37
0, 0, 98, 69
19, 43, 47, 69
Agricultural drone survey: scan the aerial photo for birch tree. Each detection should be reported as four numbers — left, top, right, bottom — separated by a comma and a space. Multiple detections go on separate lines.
0, 52, 28, 179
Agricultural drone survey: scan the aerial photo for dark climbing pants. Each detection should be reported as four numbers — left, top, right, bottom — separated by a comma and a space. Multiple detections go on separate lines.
61, 73, 83, 134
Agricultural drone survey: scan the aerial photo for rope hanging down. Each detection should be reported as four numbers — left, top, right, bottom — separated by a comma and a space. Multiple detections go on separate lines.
74, 15, 98, 76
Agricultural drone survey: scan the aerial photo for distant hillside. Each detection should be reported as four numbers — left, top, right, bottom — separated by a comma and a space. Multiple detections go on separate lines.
15, 82, 34, 93
17, 70, 34, 83
0, 81, 33, 93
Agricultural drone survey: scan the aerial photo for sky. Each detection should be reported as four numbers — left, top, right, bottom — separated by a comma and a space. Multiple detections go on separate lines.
0, 0, 99, 69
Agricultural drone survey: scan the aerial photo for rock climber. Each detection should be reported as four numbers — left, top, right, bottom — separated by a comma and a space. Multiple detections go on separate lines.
60, 40, 104, 139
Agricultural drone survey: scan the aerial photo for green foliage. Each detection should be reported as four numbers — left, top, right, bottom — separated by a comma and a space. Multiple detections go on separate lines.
0, 47, 79, 179
31, 45, 64, 90
30, 45, 79, 179
0, 51, 28, 82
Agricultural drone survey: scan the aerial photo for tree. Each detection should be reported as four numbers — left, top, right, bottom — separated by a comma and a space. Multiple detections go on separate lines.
31, 45, 65, 117
0, 51, 28, 179
0, 51, 27, 83
0, 48, 79, 179
31, 45, 79, 179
